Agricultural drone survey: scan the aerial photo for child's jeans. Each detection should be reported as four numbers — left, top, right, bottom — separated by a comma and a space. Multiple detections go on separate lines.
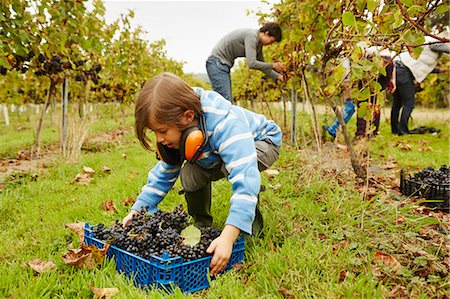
180, 140, 280, 235
324, 99, 355, 137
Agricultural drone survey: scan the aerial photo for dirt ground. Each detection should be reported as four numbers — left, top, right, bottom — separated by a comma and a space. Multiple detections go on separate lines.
0, 128, 130, 182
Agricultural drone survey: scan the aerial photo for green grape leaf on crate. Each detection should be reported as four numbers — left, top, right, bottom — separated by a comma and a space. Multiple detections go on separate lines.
180, 225, 201, 247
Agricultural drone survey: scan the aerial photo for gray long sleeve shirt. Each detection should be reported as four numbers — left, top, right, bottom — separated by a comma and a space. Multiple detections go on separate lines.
210, 29, 280, 80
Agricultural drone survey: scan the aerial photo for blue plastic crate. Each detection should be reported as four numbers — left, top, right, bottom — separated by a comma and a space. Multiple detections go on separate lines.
84, 223, 245, 293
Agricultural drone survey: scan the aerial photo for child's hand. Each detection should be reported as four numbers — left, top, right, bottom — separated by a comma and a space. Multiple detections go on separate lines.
122, 209, 140, 227
206, 225, 240, 276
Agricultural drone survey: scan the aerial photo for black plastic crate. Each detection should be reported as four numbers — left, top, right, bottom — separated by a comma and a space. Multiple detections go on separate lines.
84, 223, 245, 293
400, 170, 450, 210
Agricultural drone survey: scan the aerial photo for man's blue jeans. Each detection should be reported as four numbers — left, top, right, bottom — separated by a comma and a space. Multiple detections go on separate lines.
325, 99, 355, 137
206, 55, 232, 102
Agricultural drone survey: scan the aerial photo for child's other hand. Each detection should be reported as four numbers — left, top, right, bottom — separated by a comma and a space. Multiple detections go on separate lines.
206, 225, 240, 276
122, 209, 139, 227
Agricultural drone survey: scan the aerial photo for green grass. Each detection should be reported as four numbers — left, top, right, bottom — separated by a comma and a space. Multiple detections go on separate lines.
0, 105, 134, 159
0, 106, 449, 298
369, 119, 450, 171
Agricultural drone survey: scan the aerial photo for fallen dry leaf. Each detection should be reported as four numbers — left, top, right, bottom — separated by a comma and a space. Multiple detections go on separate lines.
394, 141, 412, 151
65, 222, 86, 244
268, 242, 278, 252
83, 166, 95, 174
318, 233, 327, 240
27, 259, 55, 274
268, 183, 282, 190
415, 206, 431, 215
388, 285, 409, 299
62, 248, 89, 269
90, 285, 119, 299
232, 263, 244, 271
62, 244, 110, 270
74, 173, 93, 185
381, 161, 398, 170
374, 252, 402, 271
121, 197, 135, 206
100, 166, 111, 173
336, 144, 347, 150
278, 286, 294, 299
372, 264, 384, 279
402, 244, 436, 260
338, 269, 347, 282
395, 215, 405, 225
243, 277, 249, 285
418, 147, 433, 152
332, 239, 349, 254
264, 169, 280, 178
101, 200, 117, 213
417, 140, 430, 146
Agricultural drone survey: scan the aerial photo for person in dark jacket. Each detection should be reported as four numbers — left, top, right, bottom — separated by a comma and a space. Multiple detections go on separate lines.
391, 34, 450, 135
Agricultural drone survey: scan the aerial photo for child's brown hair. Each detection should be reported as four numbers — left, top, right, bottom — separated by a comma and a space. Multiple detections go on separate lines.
135, 72, 203, 151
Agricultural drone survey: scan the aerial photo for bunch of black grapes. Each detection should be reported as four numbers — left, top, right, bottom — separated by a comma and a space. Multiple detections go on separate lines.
1, 51, 35, 75
92, 205, 222, 261
75, 63, 101, 84
412, 165, 450, 186
34, 54, 70, 76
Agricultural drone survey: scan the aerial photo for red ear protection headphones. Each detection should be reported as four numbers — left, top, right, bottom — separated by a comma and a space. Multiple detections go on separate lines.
155, 114, 208, 166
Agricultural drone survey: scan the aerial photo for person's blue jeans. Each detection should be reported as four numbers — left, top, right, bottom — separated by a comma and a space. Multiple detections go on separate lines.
325, 99, 355, 137
206, 55, 232, 102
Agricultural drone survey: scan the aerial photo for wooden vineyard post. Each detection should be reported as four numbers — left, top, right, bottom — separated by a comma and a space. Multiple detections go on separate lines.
61, 78, 69, 155
290, 84, 298, 147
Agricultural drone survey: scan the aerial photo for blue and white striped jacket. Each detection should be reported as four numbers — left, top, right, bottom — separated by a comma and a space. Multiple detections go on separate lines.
131, 88, 282, 234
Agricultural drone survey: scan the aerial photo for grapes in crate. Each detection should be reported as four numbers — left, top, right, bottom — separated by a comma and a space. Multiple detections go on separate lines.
412, 165, 449, 186
91, 205, 221, 261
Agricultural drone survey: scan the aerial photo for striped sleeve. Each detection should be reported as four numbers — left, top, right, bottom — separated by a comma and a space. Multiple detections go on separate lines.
131, 161, 180, 214
212, 117, 260, 234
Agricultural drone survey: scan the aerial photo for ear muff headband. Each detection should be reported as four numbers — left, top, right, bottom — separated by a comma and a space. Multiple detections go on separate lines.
180, 114, 208, 163
155, 114, 208, 165
156, 143, 182, 166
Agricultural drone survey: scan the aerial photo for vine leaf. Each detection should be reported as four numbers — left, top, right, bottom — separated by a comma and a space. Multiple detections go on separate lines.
342, 11, 356, 26
180, 225, 201, 247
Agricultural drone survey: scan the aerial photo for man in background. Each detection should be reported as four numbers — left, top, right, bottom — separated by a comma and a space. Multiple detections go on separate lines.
206, 22, 286, 103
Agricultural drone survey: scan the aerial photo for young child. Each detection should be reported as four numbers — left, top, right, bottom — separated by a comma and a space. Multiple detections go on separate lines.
122, 72, 282, 276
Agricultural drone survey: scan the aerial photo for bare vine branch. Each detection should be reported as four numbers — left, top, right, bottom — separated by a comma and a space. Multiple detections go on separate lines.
395, 0, 449, 42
